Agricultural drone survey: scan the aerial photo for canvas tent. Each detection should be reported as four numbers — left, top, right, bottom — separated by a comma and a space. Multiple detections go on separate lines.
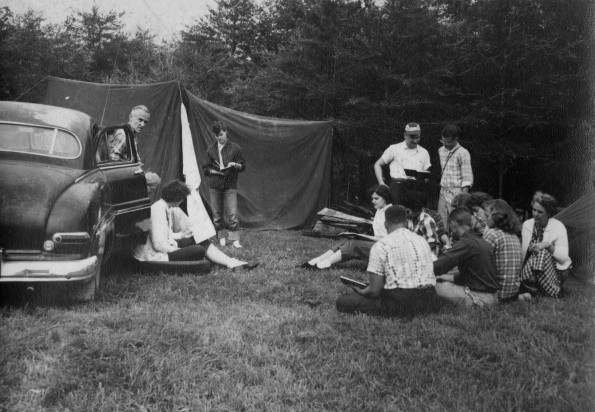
39, 77, 333, 229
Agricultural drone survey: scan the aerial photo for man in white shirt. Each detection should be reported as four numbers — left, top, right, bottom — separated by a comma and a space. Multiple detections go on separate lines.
374, 122, 431, 205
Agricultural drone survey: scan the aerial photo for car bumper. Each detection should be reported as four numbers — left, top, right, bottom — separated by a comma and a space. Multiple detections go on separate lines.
0, 256, 98, 283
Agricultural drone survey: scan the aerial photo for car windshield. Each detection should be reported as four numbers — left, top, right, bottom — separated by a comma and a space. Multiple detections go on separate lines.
0, 123, 81, 159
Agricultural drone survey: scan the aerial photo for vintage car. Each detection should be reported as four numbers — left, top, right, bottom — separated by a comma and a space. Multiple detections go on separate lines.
0, 101, 151, 301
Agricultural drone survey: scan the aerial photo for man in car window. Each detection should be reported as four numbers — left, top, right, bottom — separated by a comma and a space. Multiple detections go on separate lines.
109, 105, 150, 162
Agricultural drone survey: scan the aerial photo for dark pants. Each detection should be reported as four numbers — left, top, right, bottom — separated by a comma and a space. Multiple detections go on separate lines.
336, 286, 441, 318
167, 237, 211, 261
333, 239, 374, 261
209, 187, 240, 240
389, 179, 426, 206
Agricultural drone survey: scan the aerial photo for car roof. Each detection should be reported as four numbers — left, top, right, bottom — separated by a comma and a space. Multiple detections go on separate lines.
0, 101, 95, 140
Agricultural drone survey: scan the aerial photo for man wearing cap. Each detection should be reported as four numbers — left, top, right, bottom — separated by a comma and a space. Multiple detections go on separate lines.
437, 124, 473, 225
374, 122, 431, 205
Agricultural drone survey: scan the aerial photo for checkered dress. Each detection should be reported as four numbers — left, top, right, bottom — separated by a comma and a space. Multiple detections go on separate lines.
484, 228, 522, 300
520, 225, 569, 297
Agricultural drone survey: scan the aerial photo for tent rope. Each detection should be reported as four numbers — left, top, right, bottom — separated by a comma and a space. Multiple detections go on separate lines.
100, 39, 123, 125
14, 75, 49, 102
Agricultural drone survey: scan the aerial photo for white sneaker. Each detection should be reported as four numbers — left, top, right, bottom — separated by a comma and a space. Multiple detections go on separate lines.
232, 240, 243, 249
518, 293, 532, 302
219, 238, 226, 247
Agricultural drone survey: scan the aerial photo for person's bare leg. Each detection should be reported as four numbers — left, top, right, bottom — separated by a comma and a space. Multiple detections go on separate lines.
308, 250, 334, 266
317, 250, 342, 269
205, 244, 246, 268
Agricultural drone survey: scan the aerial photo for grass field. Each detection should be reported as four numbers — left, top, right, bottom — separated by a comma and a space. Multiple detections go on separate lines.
1, 230, 594, 411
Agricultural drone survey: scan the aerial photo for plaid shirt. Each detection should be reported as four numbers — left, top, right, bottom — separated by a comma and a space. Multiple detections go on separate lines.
483, 228, 522, 300
408, 211, 438, 245
439, 143, 473, 190
108, 128, 140, 162
367, 228, 436, 289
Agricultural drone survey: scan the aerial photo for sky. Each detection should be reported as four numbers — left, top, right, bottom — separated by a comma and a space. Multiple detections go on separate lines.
3, 0, 215, 41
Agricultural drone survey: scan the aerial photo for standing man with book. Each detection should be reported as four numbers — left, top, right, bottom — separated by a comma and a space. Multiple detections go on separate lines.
374, 122, 431, 205
437, 124, 473, 225
203, 120, 246, 249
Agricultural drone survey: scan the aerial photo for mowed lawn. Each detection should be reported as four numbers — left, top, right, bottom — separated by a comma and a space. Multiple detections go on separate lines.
1, 230, 594, 411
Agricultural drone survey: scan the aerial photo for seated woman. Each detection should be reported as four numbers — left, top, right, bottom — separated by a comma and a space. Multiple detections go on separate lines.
483, 199, 523, 302
299, 185, 392, 270
134, 179, 257, 270
520, 193, 571, 298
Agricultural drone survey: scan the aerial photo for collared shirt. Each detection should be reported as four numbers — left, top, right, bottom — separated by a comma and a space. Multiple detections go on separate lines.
408, 211, 438, 245
381, 142, 431, 179
483, 228, 522, 300
434, 230, 500, 293
439, 143, 473, 190
367, 228, 436, 289
108, 128, 140, 162
372, 204, 391, 238
202, 140, 246, 189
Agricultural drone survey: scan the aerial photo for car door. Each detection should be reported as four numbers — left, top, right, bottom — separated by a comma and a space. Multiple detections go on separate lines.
95, 125, 150, 234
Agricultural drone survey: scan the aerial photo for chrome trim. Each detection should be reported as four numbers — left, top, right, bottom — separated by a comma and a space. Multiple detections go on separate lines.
98, 162, 142, 171
52, 232, 90, 243
0, 256, 98, 282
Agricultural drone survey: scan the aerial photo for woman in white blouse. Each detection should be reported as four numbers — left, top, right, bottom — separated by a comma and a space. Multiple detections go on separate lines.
297, 185, 392, 270
520, 193, 571, 297
134, 179, 257, 270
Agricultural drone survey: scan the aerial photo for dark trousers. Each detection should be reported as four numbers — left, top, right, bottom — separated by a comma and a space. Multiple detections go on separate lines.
167, 237, 211, 261
336, 286, 441, 318
389, 179, 426, 206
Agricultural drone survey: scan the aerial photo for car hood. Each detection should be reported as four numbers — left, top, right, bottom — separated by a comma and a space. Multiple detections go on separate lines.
0, 161, 86, 249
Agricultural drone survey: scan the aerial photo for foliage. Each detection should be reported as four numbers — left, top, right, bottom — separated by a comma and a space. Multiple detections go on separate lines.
0, 0, 591, 205
1, 230, 594, 410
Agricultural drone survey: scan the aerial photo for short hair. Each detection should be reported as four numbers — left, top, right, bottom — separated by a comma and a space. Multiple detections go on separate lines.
161, 179, 190, 203
212, 120, 227, 135
441, 124, 460, 139
484, 199, 521, 235
385, 205, 408, 225
468, 191, 492, 210
451, 192, 472, 208
448, 207, 473, 227
533, 193, 558, 217
130, 105, 149, 116
530, 190, 544, 207
369, 184, 393, 205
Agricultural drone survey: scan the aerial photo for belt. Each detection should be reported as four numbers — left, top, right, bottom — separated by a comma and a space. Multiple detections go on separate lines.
391, 178, 414, 183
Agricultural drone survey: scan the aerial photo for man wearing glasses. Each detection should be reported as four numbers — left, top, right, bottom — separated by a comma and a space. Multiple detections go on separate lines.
437, 124, 473, 225
203, 120, 246, 249
374, 122, 431, 205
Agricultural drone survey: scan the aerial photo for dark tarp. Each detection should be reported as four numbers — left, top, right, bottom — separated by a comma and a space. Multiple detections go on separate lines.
184, 90, 333, 229
42, 77, 184, 187
39, 77, 333, 230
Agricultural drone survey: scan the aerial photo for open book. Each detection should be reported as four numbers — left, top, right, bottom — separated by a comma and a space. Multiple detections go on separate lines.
404, 168, 431, 178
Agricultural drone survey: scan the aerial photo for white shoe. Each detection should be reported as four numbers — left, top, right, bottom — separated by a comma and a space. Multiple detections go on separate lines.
518, 293, 532, 302
232, 240, 243, 249
219, 238, 226, 247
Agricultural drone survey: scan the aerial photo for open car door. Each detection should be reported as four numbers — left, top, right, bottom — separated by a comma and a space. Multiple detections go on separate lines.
94, 125, 151, 234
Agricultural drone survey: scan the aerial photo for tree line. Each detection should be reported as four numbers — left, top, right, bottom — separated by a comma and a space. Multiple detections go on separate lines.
0, 0, 592, 208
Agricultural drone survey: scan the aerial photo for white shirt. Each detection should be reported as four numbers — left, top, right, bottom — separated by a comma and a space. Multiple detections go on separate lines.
381, 142, 431, 179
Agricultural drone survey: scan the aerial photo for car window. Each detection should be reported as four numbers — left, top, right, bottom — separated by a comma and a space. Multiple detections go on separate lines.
96, 128, 134, 163
0, 123, 81, 158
